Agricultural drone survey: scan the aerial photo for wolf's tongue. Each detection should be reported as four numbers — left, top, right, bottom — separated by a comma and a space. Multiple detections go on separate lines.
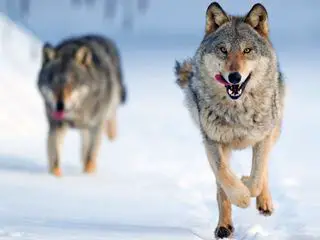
51, 111, 65, 120
214, 74, 230, 86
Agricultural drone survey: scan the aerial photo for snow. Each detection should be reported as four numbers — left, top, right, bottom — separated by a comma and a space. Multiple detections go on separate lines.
0, 1, 319, 239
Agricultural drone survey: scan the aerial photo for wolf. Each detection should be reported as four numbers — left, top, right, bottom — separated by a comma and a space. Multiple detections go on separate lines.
37, 34, 127, 177
174, 2, 285, 239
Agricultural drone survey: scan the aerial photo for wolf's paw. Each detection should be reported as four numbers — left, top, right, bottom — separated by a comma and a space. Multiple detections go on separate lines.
256, 191, 274, 217
241, 176, 263, 197
215, 224, 234, 239
84, 161, 96, 174
50, 167, 62, 177
226, 184, 251, 208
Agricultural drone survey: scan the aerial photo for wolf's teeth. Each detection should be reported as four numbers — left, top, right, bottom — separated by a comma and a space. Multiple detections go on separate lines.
227, 87, 243, 97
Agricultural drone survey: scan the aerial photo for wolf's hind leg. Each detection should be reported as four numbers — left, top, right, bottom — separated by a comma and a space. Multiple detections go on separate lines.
204, 140, 250, 208
81, 123, 104, 174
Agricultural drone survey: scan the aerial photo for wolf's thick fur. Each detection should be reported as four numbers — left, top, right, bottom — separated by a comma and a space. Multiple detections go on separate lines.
175, 2, 285, 239
38, 34, 126, 176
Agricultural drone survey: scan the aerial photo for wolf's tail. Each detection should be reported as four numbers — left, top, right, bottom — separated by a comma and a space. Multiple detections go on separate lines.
174, 59, 193, 89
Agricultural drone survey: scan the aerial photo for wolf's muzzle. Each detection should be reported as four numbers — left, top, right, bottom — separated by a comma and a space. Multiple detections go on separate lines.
50, 100, 66, 121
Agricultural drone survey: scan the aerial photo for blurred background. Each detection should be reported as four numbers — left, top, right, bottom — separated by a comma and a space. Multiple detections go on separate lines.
1, 0, 320, 52
0, 1, 319, 239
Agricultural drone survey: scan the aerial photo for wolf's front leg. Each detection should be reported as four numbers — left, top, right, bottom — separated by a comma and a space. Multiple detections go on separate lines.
256, 167, 274, 216
241, 134, 273, 197
47, 124, 67, 177
81, 123, 104, 174
106, 111, 117, 141
215, 181, 234, 239
204, 139, 251, 208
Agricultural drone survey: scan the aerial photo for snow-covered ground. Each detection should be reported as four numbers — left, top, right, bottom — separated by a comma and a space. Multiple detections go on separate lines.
0, 1, 319, 239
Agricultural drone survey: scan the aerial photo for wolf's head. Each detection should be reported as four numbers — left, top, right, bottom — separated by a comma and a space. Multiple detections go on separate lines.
197, 2, 276, 100
38, 43, 94, 121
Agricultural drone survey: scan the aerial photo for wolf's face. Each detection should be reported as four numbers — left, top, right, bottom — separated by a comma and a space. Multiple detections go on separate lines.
38, 45, 93, 121
199, 2, 273, 100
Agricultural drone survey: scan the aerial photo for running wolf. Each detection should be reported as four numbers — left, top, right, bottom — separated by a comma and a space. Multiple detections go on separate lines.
37, 34, 127, 177
175, 2, 285, 239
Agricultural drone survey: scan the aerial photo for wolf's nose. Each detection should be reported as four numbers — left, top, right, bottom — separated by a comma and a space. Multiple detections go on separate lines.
228, 72, 242, 84
56, 101, 64, 111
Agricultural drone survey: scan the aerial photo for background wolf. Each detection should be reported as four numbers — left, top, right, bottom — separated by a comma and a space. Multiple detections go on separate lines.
38, 34, 126, 177
175, 2, 285, 239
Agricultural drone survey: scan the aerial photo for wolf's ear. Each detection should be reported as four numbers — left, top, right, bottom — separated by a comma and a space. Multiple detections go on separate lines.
75, 46, 92, 66
42, 43, 55, 64
205, 2, 229, 36
245, 3, 269, 38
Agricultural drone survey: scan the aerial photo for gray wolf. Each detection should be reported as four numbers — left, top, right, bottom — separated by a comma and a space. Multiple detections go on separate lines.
37, 34, 127, 177
174, 2, 285, 239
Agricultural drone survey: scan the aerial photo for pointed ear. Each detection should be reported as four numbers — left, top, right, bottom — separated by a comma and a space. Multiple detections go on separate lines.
42, 43, 55, 64
205, 2, 230, 35
245, 3, 269, 38
75, 46, 92, 66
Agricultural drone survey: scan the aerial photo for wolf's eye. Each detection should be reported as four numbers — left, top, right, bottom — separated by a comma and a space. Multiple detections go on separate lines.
220, 47, 227, 54
243, 48, 252, 54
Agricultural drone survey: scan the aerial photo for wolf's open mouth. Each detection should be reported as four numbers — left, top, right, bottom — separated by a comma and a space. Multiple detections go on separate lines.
223, 74, 251, 100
